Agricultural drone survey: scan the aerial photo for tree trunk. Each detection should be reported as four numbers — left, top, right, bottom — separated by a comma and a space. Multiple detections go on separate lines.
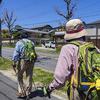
9, 28, 12, 45
0, 18, 2, 57
9, 36, 11, 45
0, 0, 2, 56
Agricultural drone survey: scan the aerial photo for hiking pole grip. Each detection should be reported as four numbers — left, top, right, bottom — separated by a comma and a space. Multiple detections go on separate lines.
43, 85, 51, 100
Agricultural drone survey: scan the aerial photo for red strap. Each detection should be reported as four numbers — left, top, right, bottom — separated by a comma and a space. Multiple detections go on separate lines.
66, 27, 84, 34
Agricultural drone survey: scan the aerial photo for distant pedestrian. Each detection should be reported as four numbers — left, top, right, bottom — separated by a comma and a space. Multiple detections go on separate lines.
12, 30, 36, 100
43, 19, 89, 100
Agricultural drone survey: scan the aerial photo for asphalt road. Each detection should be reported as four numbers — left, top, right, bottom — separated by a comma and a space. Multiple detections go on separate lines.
2, 47, 59, 72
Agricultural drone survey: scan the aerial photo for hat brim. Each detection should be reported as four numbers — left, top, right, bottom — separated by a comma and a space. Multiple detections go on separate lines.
64, 29, 88, 40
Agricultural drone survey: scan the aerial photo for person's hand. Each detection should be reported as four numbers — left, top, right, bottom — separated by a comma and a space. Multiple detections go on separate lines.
12, 64, 16, 72
43, 85, 51, 96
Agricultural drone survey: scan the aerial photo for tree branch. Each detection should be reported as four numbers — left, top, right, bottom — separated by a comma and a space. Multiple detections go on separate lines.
54, 0, 79, 22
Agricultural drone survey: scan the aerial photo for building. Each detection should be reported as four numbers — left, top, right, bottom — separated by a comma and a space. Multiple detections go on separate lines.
23, 25, 55, 45
24, 24, 54, 38
86, 20, 100, 48
52, 25, 66, 42
86, 20, 100, 28
52, 20, 100, 48
86, 20, 100, 38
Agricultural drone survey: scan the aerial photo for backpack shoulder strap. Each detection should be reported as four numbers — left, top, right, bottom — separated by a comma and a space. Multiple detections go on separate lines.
21, 39, 26, 45
21, 39, 32, 44
69, 41, 83, 47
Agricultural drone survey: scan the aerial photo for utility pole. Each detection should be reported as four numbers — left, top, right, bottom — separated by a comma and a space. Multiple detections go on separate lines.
0, 0, 2, 57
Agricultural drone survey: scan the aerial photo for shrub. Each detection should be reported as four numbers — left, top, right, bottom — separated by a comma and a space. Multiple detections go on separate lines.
56, 45, 63, 53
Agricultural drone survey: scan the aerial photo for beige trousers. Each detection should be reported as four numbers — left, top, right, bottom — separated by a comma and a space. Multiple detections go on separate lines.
17, 59, 34, 96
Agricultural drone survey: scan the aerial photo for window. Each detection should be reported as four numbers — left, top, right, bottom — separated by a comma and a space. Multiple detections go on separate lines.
89, 25, 96, 28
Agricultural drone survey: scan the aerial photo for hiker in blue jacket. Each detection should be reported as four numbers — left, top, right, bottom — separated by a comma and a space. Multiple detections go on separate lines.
12, 30, 35, 100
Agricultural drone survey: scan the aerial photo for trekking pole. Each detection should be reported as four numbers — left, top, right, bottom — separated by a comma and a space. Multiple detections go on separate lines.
32, 79, 50, 100
32, 78, 38, 94
14, 70, 25, 98
47, 93, 51, 100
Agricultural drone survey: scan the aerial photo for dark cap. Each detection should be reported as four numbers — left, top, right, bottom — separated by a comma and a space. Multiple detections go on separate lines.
20, 30, 28, 38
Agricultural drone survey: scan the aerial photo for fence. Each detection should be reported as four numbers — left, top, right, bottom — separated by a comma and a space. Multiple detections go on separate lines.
2, 38, 50, 46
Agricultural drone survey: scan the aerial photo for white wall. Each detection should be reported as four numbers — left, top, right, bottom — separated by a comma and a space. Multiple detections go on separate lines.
86, 28, 100, 39
55, 31, 66, 35
86, 28, 96, 36
86, 28, 100, 35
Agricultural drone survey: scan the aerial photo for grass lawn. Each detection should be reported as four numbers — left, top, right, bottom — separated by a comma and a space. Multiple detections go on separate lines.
2, 45, 15, 48
0, 57, 68, 99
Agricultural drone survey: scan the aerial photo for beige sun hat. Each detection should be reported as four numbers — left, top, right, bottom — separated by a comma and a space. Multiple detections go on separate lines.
64, 19, 88, 40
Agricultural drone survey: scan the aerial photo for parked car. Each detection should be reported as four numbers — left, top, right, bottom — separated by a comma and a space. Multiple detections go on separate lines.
45, 41, 55, 49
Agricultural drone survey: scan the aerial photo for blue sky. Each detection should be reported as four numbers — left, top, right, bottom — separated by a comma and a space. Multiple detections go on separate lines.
1, 0, 100, 29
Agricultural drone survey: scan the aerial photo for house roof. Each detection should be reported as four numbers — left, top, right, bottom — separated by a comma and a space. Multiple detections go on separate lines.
31, 24, 53, 29
87, 20, 100, 25
54, 25, 65, 29
23, 28, 55, 34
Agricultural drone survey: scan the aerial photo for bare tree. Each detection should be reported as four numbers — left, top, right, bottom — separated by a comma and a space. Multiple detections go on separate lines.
54, 0, 79, 24
2, 8, 17, 45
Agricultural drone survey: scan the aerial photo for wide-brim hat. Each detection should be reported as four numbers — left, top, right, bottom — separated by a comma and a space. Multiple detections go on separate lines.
64, 19, 88, 40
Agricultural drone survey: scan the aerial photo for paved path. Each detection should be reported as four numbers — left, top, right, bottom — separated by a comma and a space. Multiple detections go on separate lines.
0, 70, 67, 100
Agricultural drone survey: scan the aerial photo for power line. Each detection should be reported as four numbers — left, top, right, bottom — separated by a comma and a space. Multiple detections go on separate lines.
73, 13, 100, 19
15, 0, 46, 11
17, 4, 66, 21
78, 1, 100, 10
18, 9, 54, 20
20, 20, 61, 26
17, 1, 100, 21
3, 11, 100, 28
2, 0, 100, 28
15, 0, 83, 12
20, 12, 100, 27
77, 9, 100, 16
80, 13, 100, 18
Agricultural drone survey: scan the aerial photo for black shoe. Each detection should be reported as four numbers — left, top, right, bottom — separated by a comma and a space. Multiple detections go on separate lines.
26, 95, 30, 100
